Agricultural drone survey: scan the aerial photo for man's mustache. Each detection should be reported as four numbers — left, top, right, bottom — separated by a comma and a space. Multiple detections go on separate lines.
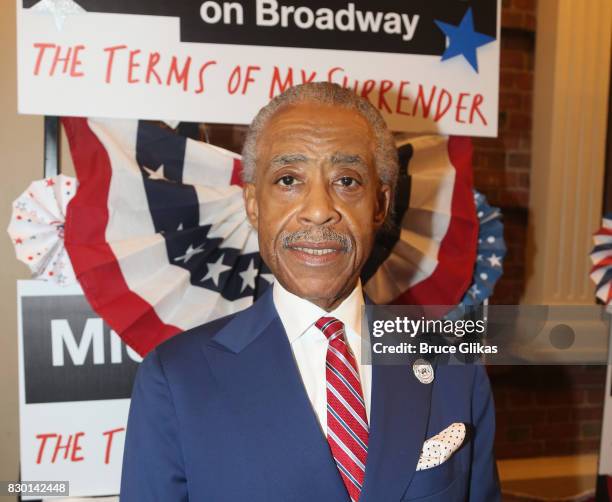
281, 228, 352, 252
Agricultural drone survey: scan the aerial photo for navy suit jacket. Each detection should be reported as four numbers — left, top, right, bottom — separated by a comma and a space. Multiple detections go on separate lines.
120, 288, 500, 501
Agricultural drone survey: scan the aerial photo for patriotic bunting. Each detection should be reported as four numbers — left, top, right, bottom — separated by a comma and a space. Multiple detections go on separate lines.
60, 118, 477, 355
7, 174, 78, 285
590, 213, 612, 305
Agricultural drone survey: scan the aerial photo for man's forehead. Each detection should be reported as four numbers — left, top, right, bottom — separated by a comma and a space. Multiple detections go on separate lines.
250, 101, 380, 181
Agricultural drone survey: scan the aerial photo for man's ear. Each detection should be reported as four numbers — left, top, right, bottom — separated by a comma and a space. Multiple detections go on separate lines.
373, 183, 392, 228
243, 183, 259, 230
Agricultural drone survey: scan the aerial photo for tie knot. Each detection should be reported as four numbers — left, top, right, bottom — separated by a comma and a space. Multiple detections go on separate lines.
315, 316, 345, 340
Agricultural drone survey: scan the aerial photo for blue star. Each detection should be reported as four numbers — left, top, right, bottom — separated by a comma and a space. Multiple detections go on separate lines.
434, 8, 495, 73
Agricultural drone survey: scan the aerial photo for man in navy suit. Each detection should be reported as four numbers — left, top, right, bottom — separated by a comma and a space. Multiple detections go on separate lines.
120, 82, 500, 501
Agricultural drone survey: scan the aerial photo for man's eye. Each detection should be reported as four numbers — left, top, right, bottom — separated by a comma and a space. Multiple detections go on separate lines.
336, 176, 359, 187
276, 175, 297, 186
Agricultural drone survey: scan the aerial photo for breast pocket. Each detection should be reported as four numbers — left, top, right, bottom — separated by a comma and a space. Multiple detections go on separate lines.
401, 454, 467, 501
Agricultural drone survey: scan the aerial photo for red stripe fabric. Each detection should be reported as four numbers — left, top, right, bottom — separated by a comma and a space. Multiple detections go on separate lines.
230, 158, 244, 187
62, 117, 181, 356
393, 136, 478, 306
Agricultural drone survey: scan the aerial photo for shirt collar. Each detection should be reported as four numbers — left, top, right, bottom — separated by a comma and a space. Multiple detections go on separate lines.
273, 279, 364, 344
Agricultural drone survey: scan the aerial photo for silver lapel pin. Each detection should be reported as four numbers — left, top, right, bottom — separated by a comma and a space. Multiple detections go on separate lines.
413, 358, 434, 384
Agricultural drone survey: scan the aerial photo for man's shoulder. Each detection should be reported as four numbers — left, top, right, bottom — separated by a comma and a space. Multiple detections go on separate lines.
154, 310, 239, 359
145, 288, 277, 373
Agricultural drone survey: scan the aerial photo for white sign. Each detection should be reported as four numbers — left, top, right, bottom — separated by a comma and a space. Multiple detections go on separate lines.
17, 0, 500, 136
18, 280, 140, 500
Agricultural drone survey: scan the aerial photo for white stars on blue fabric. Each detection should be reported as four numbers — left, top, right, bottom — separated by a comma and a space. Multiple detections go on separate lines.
201, 254, 231, 287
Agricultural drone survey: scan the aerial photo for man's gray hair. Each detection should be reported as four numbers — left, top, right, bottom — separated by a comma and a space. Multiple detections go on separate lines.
241, 82, 399, 191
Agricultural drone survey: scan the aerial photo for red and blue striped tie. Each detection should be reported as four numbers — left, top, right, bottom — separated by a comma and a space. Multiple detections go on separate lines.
316, 316, 369, 502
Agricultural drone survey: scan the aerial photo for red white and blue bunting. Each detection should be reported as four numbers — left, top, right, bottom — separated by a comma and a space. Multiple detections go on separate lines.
10, 118, 478, 355
590, 213, 612, 305
445, 190, 506, 320
466, 190, 506, 305
7, 175, 78, 285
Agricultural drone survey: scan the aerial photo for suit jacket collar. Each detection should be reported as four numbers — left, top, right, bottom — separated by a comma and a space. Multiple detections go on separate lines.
359, 296, 435, 501
212, 284, 367, 353
360, 359, 435, 501
211, 285, 277, 353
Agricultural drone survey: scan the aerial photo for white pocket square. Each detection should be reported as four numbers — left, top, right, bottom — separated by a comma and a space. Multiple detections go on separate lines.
416, 422, 466, 471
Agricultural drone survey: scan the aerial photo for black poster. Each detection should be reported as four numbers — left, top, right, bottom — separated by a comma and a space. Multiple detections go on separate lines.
21, 295, 139, 404
23, 0, 497, 55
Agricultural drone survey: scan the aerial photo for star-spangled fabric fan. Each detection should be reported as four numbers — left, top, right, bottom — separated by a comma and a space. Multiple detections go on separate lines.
62, 117, 477, 355
7, 175, 78, 285
445, 190, 506, 320
590, 213, 612, 305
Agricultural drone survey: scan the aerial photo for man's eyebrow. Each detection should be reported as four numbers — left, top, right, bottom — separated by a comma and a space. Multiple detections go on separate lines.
270, 153, 309, 166
330, 153, 366, 165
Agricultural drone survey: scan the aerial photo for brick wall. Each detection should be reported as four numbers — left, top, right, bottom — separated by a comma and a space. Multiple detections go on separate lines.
479, 0, 608, 460
474, 0, 535, 306
491, 366, 606, 458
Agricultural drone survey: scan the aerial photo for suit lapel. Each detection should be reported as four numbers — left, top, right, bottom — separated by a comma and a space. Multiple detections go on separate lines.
360, 362, 434, 502
360, 300, 435, 502
203, 289, 349, 501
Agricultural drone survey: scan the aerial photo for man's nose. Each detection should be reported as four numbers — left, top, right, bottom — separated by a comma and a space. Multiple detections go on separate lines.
297, 182, 340, 226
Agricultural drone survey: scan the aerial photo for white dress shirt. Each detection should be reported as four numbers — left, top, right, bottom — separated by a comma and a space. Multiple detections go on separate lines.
273, 280, 372, 434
